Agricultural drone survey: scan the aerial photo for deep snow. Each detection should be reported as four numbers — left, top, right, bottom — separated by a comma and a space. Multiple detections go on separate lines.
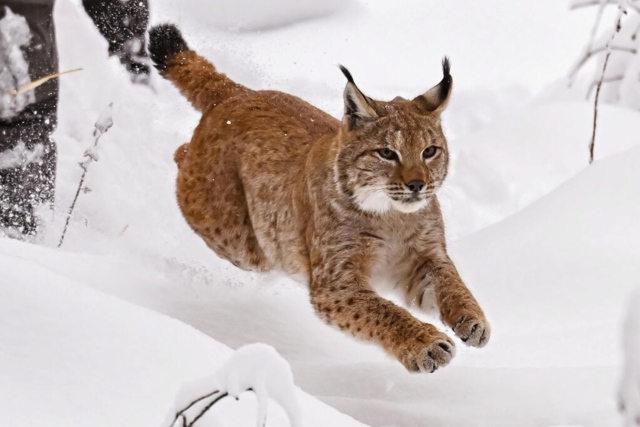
620, 287, 640, 427
1, 0, 638, 426
0, 239, 365, 426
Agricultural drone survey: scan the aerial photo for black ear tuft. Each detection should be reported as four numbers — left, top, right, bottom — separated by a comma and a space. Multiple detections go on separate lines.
442, 57, 451, 79
149, 23, 189, 71
412, 57, 453, 113
439, 56, 452, 101
338, 65, 355, 84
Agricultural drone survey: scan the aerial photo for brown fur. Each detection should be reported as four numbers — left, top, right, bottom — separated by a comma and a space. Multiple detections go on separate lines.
156, 30, 490, 372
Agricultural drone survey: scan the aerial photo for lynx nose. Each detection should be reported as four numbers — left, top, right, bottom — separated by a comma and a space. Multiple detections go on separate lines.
407, 180, 426, 193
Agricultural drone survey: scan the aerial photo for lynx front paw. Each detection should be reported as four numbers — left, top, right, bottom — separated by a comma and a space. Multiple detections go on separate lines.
452, 312, 491, 348
399, 331, 456, 373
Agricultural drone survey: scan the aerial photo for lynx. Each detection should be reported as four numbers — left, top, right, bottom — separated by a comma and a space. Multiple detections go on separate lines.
149, 24, 490, 373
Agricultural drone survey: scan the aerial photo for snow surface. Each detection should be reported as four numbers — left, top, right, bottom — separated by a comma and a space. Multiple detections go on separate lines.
0, 238, 364, 427
440, 102, 640, 237
156, 0, 353, 33
2, 0, 639, 426
620, 288, 640, 427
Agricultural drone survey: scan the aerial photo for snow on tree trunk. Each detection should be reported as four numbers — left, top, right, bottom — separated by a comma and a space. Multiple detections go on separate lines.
0, 7, 36, 119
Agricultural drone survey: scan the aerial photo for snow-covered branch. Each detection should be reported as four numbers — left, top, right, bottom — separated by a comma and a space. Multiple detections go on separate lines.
58, 103, 114, 247
165, 344, 302, 427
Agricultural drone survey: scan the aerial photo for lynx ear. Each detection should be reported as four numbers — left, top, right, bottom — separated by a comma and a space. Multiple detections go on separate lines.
413, 57, 453, 114
340, 65, 377, 130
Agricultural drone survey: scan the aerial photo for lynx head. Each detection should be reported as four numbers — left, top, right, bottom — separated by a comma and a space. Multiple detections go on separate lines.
335, 59, 452, 214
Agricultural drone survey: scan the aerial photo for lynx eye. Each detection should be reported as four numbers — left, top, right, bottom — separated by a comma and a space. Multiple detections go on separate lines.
422, 146, 438, 159
377, 148, 399, 162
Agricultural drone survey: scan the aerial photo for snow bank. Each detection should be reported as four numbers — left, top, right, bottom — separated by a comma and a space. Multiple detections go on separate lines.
620, 288, 640, 427
0, 238, 365, 427
440, 102, 640, 238
0, 240, 229, 426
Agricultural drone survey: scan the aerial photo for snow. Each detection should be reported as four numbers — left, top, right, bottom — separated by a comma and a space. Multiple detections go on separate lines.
0, 7, 35, 119
566, 1, 640, 109
166, 344, 302, 427
1, 0, 639, 426
0, 141, 44, 170
620, 288, 640, 427
155, 0, 352, 32
0, 238, 364, 427
440, 102, 640, 237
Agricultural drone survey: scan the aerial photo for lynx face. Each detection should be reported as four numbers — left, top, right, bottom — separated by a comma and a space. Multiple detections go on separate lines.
335, 61, 453, 214
337, 111, 450, 214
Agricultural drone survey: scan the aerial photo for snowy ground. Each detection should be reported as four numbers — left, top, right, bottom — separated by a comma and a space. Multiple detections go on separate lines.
2, 0, 639, 426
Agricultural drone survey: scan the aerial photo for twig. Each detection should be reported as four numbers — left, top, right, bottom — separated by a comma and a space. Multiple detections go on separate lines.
170, 388, 256, 427
173, 390, 220, 420
7, 68, 82, 96
586, 73, 624, 98
186, 392, 229, 427
590, 4, 627, 164
58, 103, 114, 247
569, 45, 636, 83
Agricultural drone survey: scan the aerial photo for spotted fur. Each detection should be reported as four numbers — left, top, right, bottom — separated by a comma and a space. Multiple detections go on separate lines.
151, 24, 490, 372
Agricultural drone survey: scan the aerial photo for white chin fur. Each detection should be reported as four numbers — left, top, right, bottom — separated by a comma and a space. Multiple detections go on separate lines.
391, 198, 429, 213
354, 188, 392, 213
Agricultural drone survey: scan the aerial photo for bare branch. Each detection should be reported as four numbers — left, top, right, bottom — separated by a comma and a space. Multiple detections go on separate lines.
58, 103, 114, 247
187, 392, 229, 427
568, 45, 637, 82
174, 389, 220, 419
590, 6, 626, 164
169, 388, 257, 427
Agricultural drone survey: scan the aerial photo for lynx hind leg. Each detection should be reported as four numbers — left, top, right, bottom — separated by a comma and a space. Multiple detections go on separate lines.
196, 198, 269, 272
176, 164, 269, 272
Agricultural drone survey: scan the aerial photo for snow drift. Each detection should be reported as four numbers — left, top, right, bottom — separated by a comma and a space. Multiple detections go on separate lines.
620, 287, 640, 427
0, 238, 365, 427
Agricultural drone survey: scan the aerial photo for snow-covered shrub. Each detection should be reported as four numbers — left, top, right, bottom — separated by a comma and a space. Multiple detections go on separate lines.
569, 0, 640, 109
165, 344, 302, 427
620, 288, 640, 427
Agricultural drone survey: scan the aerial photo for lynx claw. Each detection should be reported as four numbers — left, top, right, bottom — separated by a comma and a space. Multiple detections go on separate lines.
454, 315, 491, 348
404, 335, 456, 373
